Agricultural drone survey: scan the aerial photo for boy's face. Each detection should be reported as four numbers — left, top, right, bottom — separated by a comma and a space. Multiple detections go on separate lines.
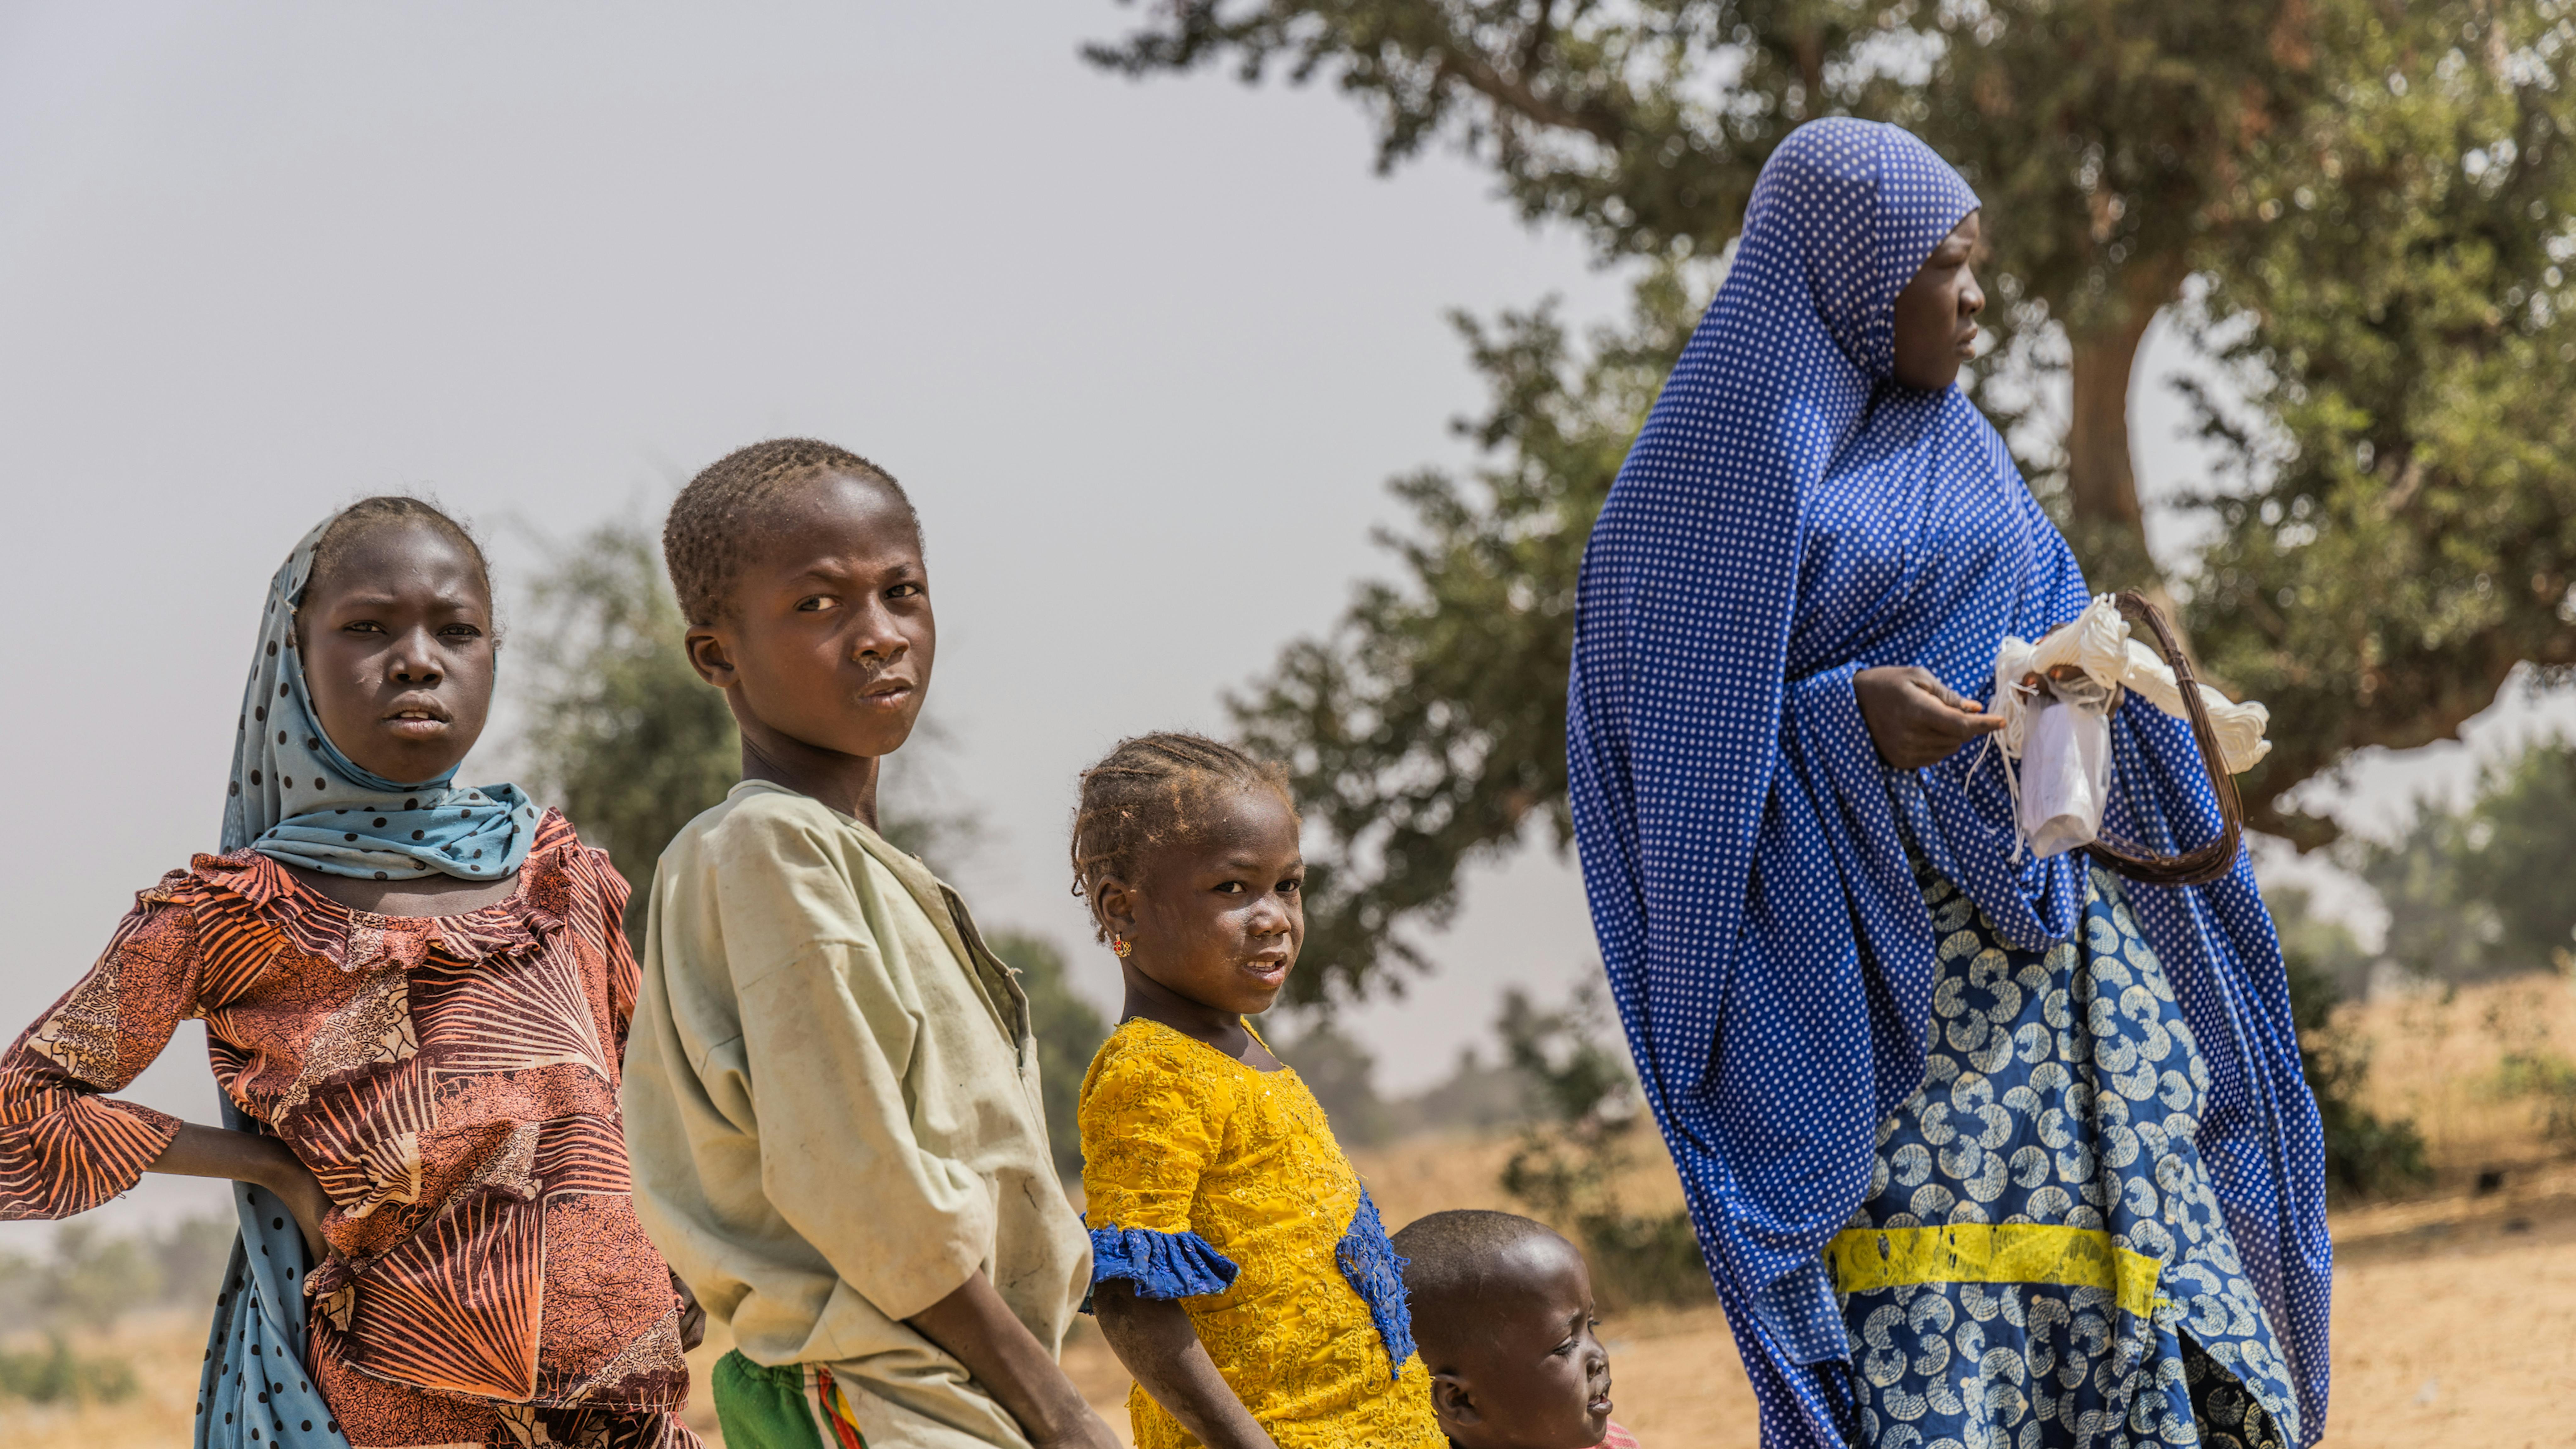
685, 473, 934, 762
1107, 785, 1305, 1017
1427, 1236, 1613, 1449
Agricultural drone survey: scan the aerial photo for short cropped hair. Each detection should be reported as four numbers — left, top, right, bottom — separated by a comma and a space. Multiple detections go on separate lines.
1391, 1209, 1570, 1335
662, 437, 917, 625
309, 495, 492, 602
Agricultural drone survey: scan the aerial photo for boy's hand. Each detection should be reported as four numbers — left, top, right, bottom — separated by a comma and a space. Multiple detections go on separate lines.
905, 1272, 1121, 1448
1856, 665, 2003, 769
1032, 1418, 1124, 1449
671, 1271, 708, 1352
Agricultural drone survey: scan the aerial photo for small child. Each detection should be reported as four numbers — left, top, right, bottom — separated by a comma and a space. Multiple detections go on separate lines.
1391, 1211, 1640, 1449
618, 440, 1115, 1449
1073, 733, 1444, 1449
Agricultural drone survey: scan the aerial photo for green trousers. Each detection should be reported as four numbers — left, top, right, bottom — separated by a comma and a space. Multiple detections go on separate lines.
712, 1349, 866, 1449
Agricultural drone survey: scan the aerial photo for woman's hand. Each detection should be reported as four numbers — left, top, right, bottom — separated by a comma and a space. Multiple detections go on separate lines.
1856, 665, 2003, 770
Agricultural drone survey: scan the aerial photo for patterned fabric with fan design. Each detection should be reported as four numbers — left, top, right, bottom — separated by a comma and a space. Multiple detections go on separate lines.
0, 811, 700, 1447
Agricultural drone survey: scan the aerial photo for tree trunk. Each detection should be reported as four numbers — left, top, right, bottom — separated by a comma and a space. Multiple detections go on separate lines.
2063, 308, 2160, 595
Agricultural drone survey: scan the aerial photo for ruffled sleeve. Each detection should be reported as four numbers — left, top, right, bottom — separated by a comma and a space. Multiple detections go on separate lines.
1087, 1223, 1240, 1300
0, 890, 202, 1219
1078, 1026, 1240, 1298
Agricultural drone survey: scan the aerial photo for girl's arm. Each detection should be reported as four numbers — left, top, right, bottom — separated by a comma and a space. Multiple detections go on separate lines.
1, 899, 225, 1220
146, 1122, 332, 1260
905, 1271, 1121, 1449
1092, 1282, 1279, 1449
2, 894, 335, 1257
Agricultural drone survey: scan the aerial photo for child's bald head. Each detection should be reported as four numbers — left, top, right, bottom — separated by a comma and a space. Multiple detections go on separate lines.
1394, 1211, 1613, 1449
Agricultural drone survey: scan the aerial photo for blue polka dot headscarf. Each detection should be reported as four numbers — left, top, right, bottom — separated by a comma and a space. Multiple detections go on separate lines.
222, 513, 538, 881
1566, 119, 2330, 1446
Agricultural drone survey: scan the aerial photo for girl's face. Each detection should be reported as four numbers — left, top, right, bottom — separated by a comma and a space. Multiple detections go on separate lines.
1107, 786, 1306, 1017
295, 521, 496, 786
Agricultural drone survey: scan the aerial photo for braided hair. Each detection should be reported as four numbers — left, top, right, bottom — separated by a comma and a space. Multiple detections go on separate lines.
1069, 732, 1297, 942
662, 437, 918, 626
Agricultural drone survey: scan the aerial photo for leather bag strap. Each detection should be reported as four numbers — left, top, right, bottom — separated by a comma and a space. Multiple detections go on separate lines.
2082, 592, 2246, 887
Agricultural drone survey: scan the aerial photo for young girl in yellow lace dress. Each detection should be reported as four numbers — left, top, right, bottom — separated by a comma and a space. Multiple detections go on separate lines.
1072, 733, 1442, 1449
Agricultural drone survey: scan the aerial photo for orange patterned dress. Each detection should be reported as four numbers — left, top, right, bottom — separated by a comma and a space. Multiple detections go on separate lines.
0, 811, 698, 1448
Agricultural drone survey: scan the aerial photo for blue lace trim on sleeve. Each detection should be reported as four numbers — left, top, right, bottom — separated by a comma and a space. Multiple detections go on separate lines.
1334, 1188, 1417, 1380
1088, 1225, 1242, 1301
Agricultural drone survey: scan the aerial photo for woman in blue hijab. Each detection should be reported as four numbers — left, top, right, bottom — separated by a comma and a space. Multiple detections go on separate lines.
1566, 120, 2329, 1449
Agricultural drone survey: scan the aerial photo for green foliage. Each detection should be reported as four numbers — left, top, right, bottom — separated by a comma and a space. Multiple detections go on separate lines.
1092, 1, 1914, 259
36, 1225, 158, 1335
0, 1214, 236, 1343
1271, 1018, 1394, 1147
1494, 982, 1708, 1308
1097, 0, 2576, 996
0, 1336, 138, 1406
2271, 887, 2431, 1198
986, 931, 1113, 1185
1235, 266, 1707, 998
2494, 1049, 2576, 1144
2182, 2, 2576, 847
519, 517, 741, 945
1090, 0, 2348, 582
1382, 1046, 1538, 1137
2358, 736, 2576, 984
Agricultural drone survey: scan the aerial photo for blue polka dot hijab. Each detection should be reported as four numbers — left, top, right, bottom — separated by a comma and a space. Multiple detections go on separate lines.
222, 513, 538, 881
1568, 120, 2329, 1446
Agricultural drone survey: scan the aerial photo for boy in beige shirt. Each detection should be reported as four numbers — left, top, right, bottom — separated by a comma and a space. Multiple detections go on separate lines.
619, 439, 1112, 1449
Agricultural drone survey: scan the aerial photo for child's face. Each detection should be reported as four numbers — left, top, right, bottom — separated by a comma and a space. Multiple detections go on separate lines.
1109, 786, 1305, 1016
297, 521, 495, 785
685, 474, 933, 762
1428, 1237, 1613, 1449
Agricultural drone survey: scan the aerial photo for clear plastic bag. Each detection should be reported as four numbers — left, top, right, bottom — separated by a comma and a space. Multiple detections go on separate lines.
2014, 676, 2112, 859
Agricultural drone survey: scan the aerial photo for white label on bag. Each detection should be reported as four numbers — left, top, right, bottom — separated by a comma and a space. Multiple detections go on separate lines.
2017, 697, 2111, 858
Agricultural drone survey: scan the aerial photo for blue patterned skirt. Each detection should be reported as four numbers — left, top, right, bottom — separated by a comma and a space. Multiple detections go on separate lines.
1831, 864, 2299, 1449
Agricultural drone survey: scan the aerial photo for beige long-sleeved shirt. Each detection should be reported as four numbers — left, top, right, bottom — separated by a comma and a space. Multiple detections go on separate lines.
620, 780, 1091, 1448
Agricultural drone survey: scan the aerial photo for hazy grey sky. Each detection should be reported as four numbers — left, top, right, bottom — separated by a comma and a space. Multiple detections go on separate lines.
3, 2, 2562, 1247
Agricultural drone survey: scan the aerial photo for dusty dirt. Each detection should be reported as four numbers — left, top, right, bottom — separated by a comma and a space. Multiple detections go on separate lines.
11, 1177, 2571, 1449
10, 974, 2573, 1447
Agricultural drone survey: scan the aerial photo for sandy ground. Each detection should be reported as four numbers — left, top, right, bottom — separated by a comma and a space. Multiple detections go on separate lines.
9, 974, 2573, 1447
21, 1186, 2567, 1449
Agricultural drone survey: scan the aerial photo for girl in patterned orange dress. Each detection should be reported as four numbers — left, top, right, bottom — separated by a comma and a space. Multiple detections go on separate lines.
0, 499, 702, 1449
1070, 733, 1443, 1449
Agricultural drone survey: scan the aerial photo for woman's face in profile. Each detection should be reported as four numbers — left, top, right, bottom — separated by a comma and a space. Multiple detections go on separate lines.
1891, 209, 1986, 391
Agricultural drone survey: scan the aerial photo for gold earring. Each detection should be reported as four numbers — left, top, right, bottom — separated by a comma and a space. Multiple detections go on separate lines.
1112, 935, 1132, 958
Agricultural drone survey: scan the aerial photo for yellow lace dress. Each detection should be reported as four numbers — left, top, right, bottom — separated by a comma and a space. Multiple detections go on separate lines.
1079, 1018, 1442, 1449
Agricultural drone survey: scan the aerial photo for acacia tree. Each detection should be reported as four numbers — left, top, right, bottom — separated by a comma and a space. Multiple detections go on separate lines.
1231, 269, 1705, 1002
2182, 0, 2576, 845
1093, 0, 2334, 586
1092, 0, 2576, 994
